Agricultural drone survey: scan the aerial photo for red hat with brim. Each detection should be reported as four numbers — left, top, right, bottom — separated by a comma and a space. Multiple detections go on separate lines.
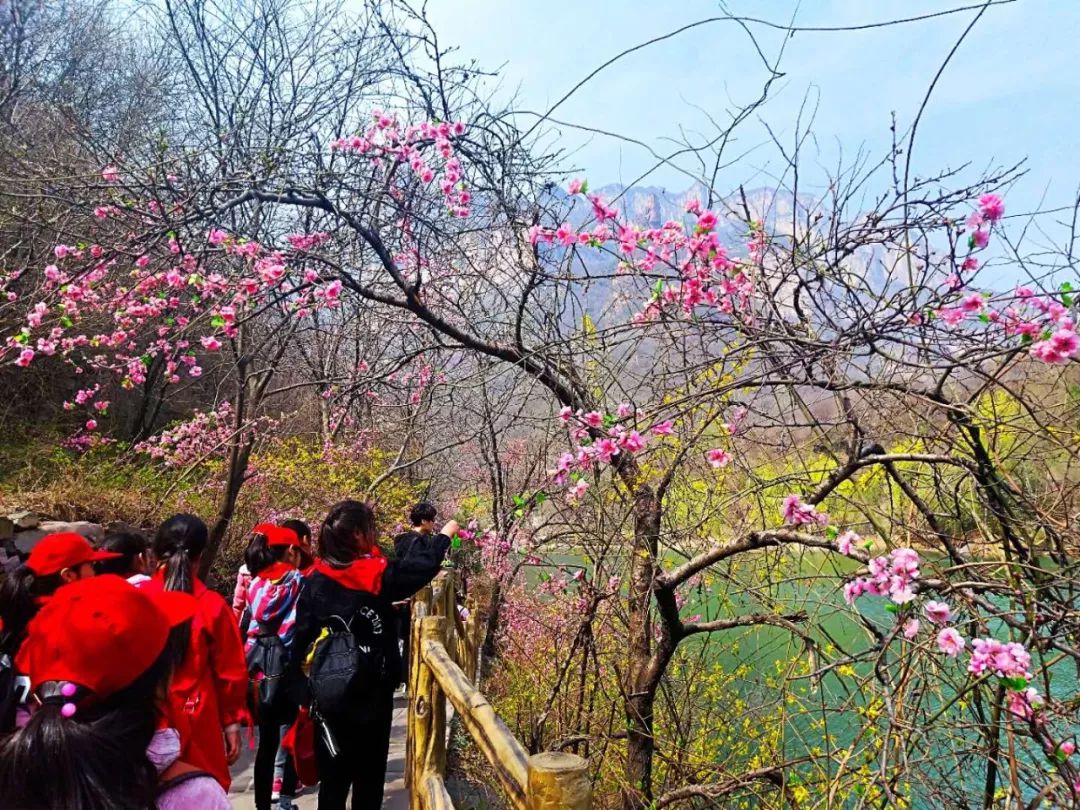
26, 532, 121, 576
16, 574, 197, 702
253, 523, 301, 549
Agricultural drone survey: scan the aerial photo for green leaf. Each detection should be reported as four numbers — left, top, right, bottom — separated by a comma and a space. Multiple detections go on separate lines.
450, 535, 462, 549
1000, 676, 1028, 691
60, 316, 73, 328
825, 526, 839, 540
580, 180, 589, 194
512, 494, 525, 508
210, 315, 225, 328
602, 414, 616, 428
652, 278, 663, 299
884, 603, 899, 614
1061, 281, 1074, 292
979, 313, 991, 323
535, 491, 547, 505
1063, 294, 1073, 307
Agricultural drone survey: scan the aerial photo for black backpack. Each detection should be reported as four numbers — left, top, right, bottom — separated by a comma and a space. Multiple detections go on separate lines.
245, 615, 289, 709
0, 652, 30, 734
308, 604, 388, 715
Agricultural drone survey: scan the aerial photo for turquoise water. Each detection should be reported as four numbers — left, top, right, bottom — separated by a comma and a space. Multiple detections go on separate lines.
527, 549, 1078, 806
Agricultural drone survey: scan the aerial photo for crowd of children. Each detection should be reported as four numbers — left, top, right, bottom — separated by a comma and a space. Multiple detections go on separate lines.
0, 499, 457, 810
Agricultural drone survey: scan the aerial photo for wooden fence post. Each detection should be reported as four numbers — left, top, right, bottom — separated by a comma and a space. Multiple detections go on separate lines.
526, 752, 591, 810
405, 601, 427, 801
410, 614, 447, 810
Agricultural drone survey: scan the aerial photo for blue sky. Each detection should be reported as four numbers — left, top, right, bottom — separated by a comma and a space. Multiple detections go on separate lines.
427, 0, 1080, 222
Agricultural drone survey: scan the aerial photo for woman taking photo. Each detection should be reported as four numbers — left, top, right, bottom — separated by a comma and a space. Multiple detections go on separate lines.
292, 500, 457, 810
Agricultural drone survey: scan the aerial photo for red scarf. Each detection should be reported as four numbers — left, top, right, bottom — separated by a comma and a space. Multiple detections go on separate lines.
311, 553, 387, 595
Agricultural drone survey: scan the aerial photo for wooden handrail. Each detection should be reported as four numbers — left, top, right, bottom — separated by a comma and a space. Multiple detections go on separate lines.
406, 571, 590, 810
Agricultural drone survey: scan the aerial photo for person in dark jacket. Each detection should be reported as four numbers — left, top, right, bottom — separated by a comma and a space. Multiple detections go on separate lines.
292, 500, 456, 810
392, 502, 439, 690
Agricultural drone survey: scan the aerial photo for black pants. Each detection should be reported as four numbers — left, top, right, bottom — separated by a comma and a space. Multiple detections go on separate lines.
315, 688, 395, 810
255, 700, 299, 810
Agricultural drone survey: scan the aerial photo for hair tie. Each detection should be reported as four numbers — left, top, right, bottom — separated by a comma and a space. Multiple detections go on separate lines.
60, 703, 76, 718
60, 682, 77, 698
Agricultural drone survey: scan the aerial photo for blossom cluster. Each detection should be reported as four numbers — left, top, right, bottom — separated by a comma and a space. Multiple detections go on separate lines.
330, 114, 470, 217
842, 547, 920, 605
529, 180, 761, 324
135, 402, 235, 466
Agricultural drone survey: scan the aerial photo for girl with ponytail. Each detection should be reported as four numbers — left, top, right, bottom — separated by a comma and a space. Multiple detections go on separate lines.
147, 514, 249, 791
0, 575, 230, 810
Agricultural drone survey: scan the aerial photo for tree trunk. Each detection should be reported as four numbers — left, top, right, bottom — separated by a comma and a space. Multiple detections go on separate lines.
622, 483, 662, 810
200, 432, 254, 583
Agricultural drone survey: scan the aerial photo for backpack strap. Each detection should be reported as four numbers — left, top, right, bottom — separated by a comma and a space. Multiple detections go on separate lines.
157, 760, 213, 794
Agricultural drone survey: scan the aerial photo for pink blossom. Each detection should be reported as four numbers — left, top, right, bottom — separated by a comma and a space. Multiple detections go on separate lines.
566, 479, 589, 506
902, 619, 921, 639
15, 348, 34, 367
582, 411, 603, 428
559, 406, 574, 423
85, 419, 97, 431
619, 430, 646, 454
938, 307, 966, 326
1059, 741, 1076, 757
924, 600, 952, 626
594, 438, 620, 464
937, 628, 966, 657
968, 638, 1032, 679
978, 194, 1005, 224
208, 229, 229, 245
697, 211, 718, 231
706, 448, 731, 469
651, 420, 673, 436
836, 531, 858, 555
93, 206, 109, 220
200, 336, 222, 351
962, 256, 978, 272
94, 401, 109, 412
781, 494, 828, 526
101, 165, 119, 183
960, 293, 984, 313
567, 178, 584, 195
971, 229, 990, 249
616, 401, 634, 419
1007, 687, 1042, 720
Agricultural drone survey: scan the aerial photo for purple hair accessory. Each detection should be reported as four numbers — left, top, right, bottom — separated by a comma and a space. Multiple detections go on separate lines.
60, 703, 76, 718
60, 682, 77, 698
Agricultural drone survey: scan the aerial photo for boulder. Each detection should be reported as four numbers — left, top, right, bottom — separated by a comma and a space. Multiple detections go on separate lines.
7, 511, 39, 530
12, 521, 105, 556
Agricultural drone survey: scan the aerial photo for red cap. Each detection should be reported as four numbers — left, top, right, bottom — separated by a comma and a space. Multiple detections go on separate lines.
16, 575, 197, 701
26, 532, 121, 576
253, 523, 301, 549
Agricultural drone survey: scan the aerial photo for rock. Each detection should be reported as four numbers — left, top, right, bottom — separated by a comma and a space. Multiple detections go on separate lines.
7, 511, 39, 530
12, 521, 105, 556
0, 516, 13, 541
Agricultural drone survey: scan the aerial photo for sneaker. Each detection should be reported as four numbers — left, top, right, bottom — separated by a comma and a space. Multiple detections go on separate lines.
278, 798, 297, 810
271, 777, 282, 801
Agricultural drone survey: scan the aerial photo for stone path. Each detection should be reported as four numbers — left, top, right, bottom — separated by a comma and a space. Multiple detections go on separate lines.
228, 695, 408, 810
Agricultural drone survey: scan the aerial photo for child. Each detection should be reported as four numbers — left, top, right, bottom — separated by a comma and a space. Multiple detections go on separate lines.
292, 500, 457, 810
0, 533, 119, 733
0, 574, 230, 809
96, 530, 152, 584
244, 523, 305, 810
146, 514, 249, 790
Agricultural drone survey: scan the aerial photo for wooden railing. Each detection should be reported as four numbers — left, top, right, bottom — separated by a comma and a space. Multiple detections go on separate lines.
407, 571, 591, 810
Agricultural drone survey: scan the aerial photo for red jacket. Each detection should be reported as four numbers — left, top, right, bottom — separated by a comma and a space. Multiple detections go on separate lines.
144, 574, 249, 790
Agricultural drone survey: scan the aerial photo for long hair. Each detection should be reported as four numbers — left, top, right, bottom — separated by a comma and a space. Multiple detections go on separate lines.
319, 500, 376, 565
153, 514, 207, 659
0, 652, 170, 810
0, 566, 63, 657
95, 531, 149, 578
152, 514, 208, 595
243, 529, 288, 577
